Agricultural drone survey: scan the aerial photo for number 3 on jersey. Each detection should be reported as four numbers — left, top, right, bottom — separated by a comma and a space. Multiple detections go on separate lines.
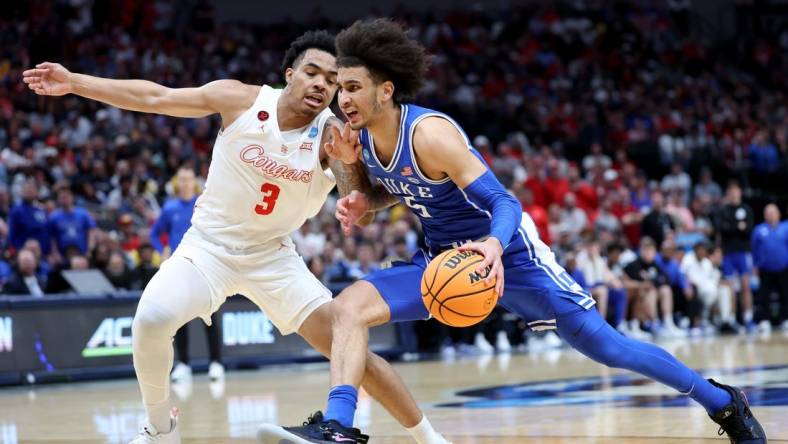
255, 183, 280, 215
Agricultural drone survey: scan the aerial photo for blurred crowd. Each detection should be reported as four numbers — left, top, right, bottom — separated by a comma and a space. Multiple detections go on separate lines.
0, 1, 787, 353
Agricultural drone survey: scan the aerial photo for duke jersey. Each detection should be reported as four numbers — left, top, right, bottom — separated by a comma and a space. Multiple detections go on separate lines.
192, 85, 335, 247
359, 104, 518, 254
359, 103, 593, 326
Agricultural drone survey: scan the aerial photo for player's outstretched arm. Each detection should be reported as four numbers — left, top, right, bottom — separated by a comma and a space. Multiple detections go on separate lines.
413, 117, 523, 296
22, 62, 256, 122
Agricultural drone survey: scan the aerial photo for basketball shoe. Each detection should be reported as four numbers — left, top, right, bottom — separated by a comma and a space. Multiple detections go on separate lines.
129, 408, 180, 444
707, 379, 766, 443
257, 411, 368, 443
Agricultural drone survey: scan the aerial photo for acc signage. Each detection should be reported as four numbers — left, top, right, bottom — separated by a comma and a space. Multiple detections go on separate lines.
83, 316, 133, 358
222, 311, 274, 346
0, 317, 11, 352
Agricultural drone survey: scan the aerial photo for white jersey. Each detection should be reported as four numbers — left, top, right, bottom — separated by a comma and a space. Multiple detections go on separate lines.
192, 85, 335, 248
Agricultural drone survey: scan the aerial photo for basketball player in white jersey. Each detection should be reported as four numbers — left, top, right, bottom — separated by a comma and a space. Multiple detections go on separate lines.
23, 31, 449, 444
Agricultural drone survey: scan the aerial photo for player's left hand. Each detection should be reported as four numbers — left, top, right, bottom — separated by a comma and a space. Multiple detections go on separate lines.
458, 237, 504, 297
325, 122, 361, 165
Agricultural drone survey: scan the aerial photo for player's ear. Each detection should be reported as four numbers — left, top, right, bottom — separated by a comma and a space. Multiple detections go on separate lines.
378, 80, 394, 103
285, 67, 295, 84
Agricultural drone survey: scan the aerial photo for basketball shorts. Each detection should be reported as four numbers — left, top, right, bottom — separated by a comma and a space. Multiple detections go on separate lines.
363, 215, 596, 330
171, 227, 332, 335
722, 252, 753, 278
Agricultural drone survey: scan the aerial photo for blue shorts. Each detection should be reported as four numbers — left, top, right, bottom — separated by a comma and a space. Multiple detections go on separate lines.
363, 216, 596, 329
722, 252, 753, 278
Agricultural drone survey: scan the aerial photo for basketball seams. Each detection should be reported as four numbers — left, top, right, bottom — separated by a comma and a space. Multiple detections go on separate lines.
432, 258, 484, 299
426, 250, 452, 294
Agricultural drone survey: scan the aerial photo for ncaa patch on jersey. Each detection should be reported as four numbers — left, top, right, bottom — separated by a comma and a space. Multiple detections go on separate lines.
308, 126, 318, 138
401, 166, 413, 176
257, 110, 269, 121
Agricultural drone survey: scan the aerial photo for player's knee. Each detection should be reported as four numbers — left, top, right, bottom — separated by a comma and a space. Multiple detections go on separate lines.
332, 283, 384, 328
132, 301, 179, 342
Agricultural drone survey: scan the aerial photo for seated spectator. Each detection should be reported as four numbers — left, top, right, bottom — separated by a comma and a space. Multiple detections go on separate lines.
104, 252, 132, 290
561, 193, 588, 241
22, 238, 51, 287
693, 167, 722, 202
656, 239, 695, 331
623, 237, 684, 338
8, 179, 50, 256
577, 239, 627, 329
3, 249, 45, 296
130, 244, 158, 290
660, 162, 692, 203
680, 241, 735, 334
347, 242, 380, 279
45, 252, 90, 293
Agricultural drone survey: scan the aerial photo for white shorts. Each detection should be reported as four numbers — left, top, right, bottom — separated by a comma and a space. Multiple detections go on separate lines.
171, 227, 332, 335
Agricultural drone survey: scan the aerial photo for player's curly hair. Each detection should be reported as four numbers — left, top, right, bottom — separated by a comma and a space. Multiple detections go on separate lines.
280, 30, 336, 75
336, 18, 428, 103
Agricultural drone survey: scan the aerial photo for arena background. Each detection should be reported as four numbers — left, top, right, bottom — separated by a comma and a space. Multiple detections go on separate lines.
0, 0, 786, 421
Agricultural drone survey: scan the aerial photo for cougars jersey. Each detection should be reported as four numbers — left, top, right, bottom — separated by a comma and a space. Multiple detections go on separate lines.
192, 85, 335, 247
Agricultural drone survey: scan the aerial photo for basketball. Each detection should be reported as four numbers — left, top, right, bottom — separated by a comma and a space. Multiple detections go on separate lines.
420, 248, 499, 327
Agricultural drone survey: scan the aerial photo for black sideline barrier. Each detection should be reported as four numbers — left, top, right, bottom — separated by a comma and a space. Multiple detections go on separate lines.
0, 288, 399, 386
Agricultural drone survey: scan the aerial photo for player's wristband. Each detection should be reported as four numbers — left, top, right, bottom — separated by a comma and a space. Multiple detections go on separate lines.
462, 169, 522, 249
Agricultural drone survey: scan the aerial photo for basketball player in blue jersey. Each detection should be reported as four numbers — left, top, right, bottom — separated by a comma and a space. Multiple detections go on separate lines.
260, 19, 766, 444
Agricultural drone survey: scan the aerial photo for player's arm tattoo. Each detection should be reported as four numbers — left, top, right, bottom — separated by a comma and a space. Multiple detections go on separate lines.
365, 184, 401, 211
322, 116, 377, 225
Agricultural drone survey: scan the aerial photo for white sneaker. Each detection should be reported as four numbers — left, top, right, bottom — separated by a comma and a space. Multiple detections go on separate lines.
474, 332, 494, 354
780, 320, 788, 332
440, 344, 456, 360
129, 409, 180, 444
626, 321, 653, 341
757, 320, 772, 334
208, 361, 225, 381
170, 362, 191, 383
495, 331, 512, 353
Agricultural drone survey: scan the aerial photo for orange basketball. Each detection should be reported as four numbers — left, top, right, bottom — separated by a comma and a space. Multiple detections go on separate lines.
420, 248, 499, 327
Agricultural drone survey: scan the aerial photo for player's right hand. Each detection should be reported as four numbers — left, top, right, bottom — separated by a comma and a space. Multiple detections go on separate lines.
336, 190, 369, 235
22, 62, 73, 96
325, 123, 361, 165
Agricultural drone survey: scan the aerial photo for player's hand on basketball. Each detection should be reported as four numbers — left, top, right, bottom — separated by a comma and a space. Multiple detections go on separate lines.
325, 123, 361, 165
22, 62, 73, 96
336, 190, 370, 235
458, 237, 504, 297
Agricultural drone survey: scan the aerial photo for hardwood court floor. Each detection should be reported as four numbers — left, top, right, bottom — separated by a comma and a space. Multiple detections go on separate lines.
1, 334, 788, 443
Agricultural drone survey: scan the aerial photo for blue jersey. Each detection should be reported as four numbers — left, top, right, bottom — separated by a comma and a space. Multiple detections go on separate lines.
8, 201, 50, 254
360, 104, 518, 254
48, 207, 96, 254
151, 196, 197, 253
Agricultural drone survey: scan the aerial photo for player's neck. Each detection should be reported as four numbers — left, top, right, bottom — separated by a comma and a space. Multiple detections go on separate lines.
276, 94, 314, 131
367, 104, 402, 155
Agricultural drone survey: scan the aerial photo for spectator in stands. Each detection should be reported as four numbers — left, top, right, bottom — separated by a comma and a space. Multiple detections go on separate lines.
751, 204, 788, 332
131, 244, 158, 290
561, 193, 588, 242
749, 130, 779, 175
661, 162, 692, 203
581, 142, 612, 173
641, 190, 675, 248
624, 237, 683, 338
693, 167, 722, 202
577, 239, 627, 330
716, 181, 755, 331
151, 167, 198, 259
104, 251, 132, 290
22, 238, 50, 287
681, 241, 735, 334
3, 249, 45, 296
656, 239, 694, 335
45, 252, 90, 293
47, 183, 97, 257
348, 242, 380, 279
8, 179, 49, 256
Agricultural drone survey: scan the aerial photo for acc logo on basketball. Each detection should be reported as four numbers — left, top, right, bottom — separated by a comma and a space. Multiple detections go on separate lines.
222, 311, 274, 346
83, 317, 133, 358
0, 316, 12, 353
